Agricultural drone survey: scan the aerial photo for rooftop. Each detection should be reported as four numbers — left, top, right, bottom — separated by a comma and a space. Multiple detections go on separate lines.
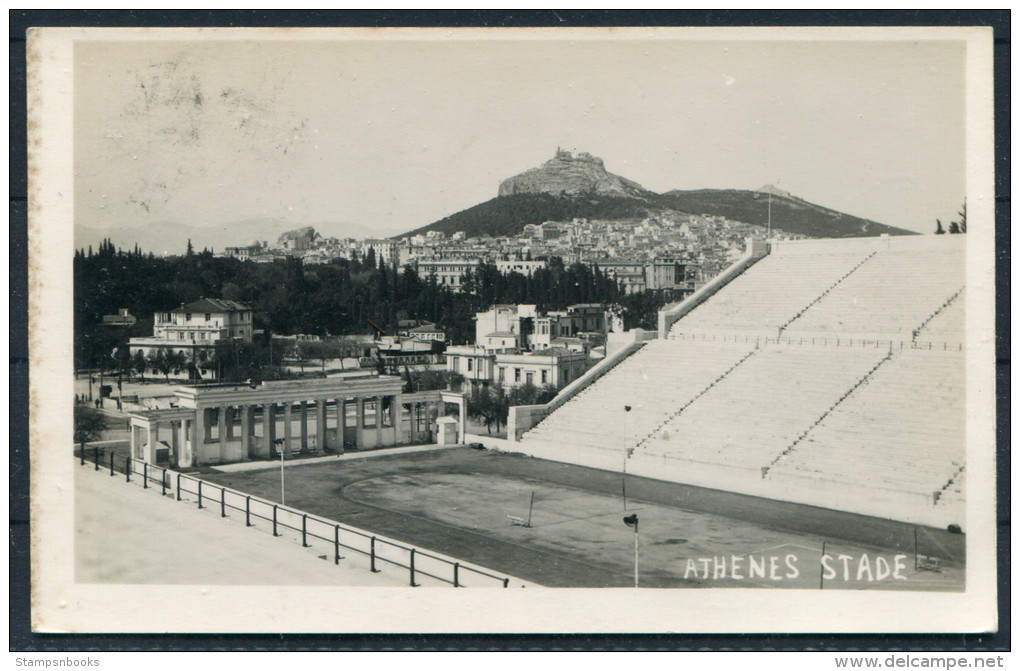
172, 297, 252, 314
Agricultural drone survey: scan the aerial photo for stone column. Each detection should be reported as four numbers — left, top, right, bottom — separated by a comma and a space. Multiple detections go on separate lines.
315, 399, 326, 453
392, 394, 404, 444
170, 420, 180, 467
458, 398, 466, 445
375, 395, 384, 446
264, 403, 276, 457
192, 408, 205, 466
336, 398, 346, 453
144, 421, 159, 464
425, 401, 435, 442
355, 397, 365, 450
180, 418, 191, 467
241, 405, 252, 460
299, 400, 309, 453
130, 423, 141, 460
217, 406, 227, 462
284, 402, 293, 457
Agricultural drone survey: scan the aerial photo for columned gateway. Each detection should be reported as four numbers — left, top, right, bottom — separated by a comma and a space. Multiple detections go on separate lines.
128, 373, 467, 467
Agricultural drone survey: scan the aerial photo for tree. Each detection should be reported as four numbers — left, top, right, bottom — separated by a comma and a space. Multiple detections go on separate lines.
935, 219, 945, 235
467, 384, 510, 434
132, 350, 148, 381
148, 348, 183, 383
74, 404, 108, 455
952, 201, 967, 234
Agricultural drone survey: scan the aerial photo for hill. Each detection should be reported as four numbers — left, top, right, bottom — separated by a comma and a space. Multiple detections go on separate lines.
656, 189, 915, 238
498, 148, 652, 199
404, 149, 916, 239
403, 193, 657, 239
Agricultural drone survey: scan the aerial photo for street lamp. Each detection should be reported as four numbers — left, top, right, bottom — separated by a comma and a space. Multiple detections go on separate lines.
623, 513, 640, 588
622, 405, 632, 510
273, 437, 286, 505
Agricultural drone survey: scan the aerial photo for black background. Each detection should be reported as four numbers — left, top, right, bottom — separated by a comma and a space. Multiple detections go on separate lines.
8, 9, 1010, 652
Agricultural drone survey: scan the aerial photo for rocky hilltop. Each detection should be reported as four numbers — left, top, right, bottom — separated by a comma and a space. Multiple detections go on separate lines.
498, 148, 651, 198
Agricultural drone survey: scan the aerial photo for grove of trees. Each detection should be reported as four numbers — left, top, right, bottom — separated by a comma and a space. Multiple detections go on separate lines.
466, 382, 559, 435
75, 239, 675, 377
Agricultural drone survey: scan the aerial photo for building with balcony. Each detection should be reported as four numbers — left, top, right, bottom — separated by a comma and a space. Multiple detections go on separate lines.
128, 298, 254, 379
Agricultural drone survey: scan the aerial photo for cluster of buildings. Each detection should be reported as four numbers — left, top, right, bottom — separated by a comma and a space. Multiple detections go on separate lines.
445, 303, 619, 392
217, 211, 807, 296
121, 294, 616, 395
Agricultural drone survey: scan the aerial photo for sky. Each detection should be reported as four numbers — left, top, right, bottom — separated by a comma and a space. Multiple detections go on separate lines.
74, 34, 967, 237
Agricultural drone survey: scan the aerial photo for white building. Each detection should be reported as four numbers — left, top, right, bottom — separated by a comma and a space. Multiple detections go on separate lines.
128, 298, 254, 378
416, 259, 482, 290
495, 259, 547, 277
474, 304, 538, 350
446, 345, 591, 391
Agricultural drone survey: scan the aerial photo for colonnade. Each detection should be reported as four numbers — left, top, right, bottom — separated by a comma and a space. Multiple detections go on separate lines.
130, 381, 467, 468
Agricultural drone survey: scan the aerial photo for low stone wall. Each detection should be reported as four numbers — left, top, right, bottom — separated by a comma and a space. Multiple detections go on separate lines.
658, 238, 770, 337
506, 329, 656, 441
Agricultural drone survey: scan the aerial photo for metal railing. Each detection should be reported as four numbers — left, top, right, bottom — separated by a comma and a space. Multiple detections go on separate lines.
75, 448, 512, 588
668, 331, 963, 352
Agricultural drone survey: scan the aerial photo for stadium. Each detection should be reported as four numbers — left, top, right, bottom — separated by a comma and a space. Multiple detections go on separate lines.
77, 233, 967, 590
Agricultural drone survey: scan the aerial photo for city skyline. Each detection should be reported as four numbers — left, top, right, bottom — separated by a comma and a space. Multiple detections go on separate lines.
75, 33, 966, 242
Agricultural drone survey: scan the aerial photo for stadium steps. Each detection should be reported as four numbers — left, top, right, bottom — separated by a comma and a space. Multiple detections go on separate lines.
762, 348, 894, 477
777, 251, 877, 335
669, 250, 876, 335
780, 249, 965, 337
912, 288, 965, 342
632, 346, 760, 451
934, 464, 966, 506
765, 349, 964, 499
638, 346, 890, 473
521, 340, 755, 453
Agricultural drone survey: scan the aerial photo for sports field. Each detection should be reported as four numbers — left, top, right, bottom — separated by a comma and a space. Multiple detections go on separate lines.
202, 447, 964, 590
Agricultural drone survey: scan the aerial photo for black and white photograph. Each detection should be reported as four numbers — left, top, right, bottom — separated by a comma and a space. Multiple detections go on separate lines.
26, 24, 997, 634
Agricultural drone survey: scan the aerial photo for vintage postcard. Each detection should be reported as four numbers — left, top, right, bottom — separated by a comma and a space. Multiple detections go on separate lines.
28, 26, 997, 633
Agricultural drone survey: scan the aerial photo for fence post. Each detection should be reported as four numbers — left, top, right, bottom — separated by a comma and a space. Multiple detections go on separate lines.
453, 562, 460, 588
143, 462, 148, 489
161, 470, 167, 497
197, 480, 204, 509
302, 514, 310, 547
94, 447, 100, 471
125, 458, 131, 483
334, 525, 340, 564
80, 447, 85, 466
409, 548, 419, 587
109, 451, 116, 476
272, 504, 280, 536
245, 496, 252, 526
503, 578, 510, 588
220, 488, 226, 518
370, 536, 380, 572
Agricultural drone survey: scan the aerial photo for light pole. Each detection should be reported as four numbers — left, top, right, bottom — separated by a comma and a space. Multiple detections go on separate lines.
274, 438, 286, 505
624, 513, 639, 587
622, 405, 632, 510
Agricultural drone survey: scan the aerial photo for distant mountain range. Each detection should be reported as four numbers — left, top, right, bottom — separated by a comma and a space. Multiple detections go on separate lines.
75, 218, 378, 255
404, 150, 916, 240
